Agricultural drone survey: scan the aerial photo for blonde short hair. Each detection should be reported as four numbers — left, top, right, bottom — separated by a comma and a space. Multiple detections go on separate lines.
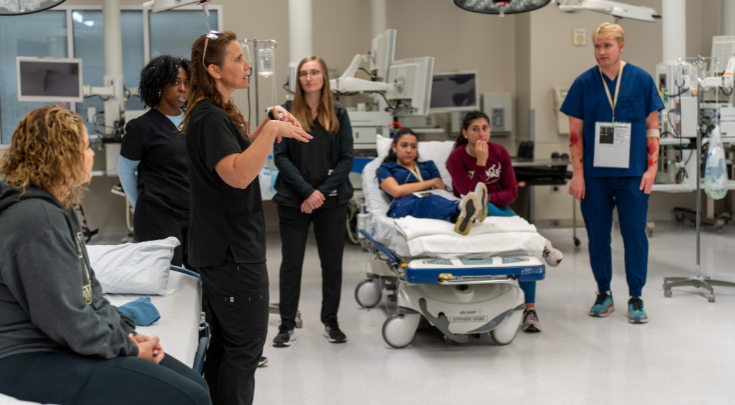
591, 23, 625, 45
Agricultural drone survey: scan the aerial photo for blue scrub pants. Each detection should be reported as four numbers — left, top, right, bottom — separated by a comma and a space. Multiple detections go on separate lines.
580, 176, 649, 297
487, 203, 516, 217
388, 195, 458, 221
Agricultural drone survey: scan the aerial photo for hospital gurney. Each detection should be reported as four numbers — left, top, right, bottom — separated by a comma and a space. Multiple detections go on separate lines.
105, 266, 208, 373
354, 137, 547, 348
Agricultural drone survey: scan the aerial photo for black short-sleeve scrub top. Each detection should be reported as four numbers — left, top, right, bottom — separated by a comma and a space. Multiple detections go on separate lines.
186, 100, 265, 267
120, 108, 189, 218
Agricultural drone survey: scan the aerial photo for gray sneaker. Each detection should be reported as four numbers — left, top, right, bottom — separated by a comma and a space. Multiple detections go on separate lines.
272, 325, 295, 347
522, 309, 542, 333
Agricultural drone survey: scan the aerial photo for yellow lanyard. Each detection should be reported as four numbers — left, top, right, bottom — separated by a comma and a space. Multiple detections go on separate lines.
405, 163, 424, 183
600, 62, 624, 123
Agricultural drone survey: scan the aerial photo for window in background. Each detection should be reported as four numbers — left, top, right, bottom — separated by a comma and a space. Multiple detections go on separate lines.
72, 10, 145, 136
0, 12, 67, 144
150, 10, 219, 59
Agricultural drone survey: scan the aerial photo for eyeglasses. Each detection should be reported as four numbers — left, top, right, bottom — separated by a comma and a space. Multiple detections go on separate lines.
298, 70, 321, 78
202, 30, 222, 70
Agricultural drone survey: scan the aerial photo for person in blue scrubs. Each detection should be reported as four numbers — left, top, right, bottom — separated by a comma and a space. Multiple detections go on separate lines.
118, 56, 191, 267
561, 23, 664, 324
377, 129, 483, 235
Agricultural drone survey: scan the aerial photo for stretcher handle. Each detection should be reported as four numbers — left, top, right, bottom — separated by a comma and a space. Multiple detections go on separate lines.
438, 275, 516, 285
358, 229, 402, 266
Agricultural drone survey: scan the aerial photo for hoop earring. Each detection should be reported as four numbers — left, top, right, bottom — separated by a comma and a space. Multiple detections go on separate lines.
158, 91, 162, 97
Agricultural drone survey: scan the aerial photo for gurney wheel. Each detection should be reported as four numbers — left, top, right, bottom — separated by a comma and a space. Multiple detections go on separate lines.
490, 310, 522, 346
382, 314, 420, 349
355, 279, 382, 308
573, 237, 581, 247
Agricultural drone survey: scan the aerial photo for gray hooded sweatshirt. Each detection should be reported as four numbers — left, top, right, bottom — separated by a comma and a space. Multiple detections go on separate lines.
0, 184, 139, 360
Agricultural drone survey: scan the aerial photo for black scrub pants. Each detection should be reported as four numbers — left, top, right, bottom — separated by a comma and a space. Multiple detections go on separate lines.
134, 194, 191, 269
0, 350, 210, 405
198, 251, 269, 405
277, 199, 347, 329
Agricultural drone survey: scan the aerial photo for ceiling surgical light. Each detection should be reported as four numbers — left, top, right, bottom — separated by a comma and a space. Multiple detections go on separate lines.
0, 0, 67, 16
452, 0, 552, 17
557, 0, 661, 23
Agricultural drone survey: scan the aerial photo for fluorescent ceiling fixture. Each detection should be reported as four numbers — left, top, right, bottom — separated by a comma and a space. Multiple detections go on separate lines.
0, 0, 67, 15
72, 11, 83, 22
83, 20, 94, 26
558, 0, 661, 23
453, 0, 552, 17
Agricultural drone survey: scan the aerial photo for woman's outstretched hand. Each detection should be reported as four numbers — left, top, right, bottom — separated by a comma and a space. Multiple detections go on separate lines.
269, 120, 312, 144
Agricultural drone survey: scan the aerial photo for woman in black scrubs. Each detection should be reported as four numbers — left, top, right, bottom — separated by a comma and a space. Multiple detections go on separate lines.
182, 31, 310, 405
119, 55, 191, 267
271, 56, 353, 347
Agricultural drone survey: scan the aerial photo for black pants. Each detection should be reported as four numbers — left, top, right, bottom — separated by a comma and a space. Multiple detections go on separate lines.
199, 251, 269, 405
277, 200, 347, 329
0, 350, 210, 405
134, 194, 190, 268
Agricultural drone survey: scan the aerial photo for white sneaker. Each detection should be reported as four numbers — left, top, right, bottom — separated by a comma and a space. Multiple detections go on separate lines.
522, 309, 542, 333
474, 183, 488, 222
542, 239, 563, 267
454, 192, 481, 235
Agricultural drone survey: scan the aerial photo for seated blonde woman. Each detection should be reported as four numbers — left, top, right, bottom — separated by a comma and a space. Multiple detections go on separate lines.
0, 106, 210, 405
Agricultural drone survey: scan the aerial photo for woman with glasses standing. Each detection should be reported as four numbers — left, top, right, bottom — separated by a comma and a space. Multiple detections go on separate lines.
119, 56, 192, 268
182, 31, 311, 405
270, 56, 354, 347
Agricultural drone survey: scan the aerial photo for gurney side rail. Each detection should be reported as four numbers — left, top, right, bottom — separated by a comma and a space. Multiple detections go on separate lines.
358, 229, 401, 266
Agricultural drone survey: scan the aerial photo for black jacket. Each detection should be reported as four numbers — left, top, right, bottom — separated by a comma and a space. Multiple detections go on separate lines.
273, 101, 354, 205
0, 185, 139, 360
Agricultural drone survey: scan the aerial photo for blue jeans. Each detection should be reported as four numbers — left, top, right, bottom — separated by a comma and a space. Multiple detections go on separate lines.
580, 176, 649, 297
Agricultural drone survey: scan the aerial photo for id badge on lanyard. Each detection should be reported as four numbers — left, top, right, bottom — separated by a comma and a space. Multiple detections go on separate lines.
594, 63, 632, 169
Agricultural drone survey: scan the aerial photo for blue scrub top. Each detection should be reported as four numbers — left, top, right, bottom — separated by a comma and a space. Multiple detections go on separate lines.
377, 160, 441, 186
560, 63, 664, 177
377, 160, 442, 204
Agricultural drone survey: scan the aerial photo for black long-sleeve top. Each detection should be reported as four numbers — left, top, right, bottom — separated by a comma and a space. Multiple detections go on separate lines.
273, 101, 354, 206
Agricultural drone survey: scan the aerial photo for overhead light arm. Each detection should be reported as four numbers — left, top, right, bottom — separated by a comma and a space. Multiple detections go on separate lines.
558, 0, 661, 23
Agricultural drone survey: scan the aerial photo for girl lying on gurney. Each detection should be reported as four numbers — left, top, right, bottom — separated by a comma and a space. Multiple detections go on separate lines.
447, 110, 563, 333
377, 130, 563, 269
0, 107, 210, 405
377, 128, 486, 236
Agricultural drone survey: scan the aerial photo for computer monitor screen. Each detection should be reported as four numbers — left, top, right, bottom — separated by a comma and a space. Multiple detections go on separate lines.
369, 29, 396, 82
429, 71, 478, 113
17, 57, 83, 103
386, 57, 435, 116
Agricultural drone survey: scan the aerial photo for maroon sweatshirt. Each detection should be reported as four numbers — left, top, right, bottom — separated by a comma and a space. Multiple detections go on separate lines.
446, 142, 518, 207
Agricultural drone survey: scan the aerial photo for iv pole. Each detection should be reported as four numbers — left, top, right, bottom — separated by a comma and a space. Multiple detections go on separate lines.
663, 55, 735, 302
242, 38, 277, 124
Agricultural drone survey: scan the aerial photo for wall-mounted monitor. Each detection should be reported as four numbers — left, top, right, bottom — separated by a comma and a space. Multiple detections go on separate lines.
369, 29, 396, 82
386, 56, 435, 116
17, 57, 84, 103
429, 70, 478, 113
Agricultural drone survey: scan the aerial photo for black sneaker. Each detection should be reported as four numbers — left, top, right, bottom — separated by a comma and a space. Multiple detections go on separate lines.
324, 320, 347, 343
258, 356, 268, 367
272, 325, 295, 347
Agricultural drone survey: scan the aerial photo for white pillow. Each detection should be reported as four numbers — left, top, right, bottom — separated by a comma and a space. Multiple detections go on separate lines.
376, 134, 393, 158
87, 237, 179, 296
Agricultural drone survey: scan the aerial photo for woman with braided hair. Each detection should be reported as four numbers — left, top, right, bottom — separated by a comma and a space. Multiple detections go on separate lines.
118, 55, 193, 268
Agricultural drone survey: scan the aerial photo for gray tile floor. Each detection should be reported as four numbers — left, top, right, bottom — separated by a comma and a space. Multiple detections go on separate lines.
256, 222, 735, 405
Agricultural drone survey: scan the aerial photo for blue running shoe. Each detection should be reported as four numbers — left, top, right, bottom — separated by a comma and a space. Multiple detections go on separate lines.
589, 291, 614, 317
628, 296, 648, 324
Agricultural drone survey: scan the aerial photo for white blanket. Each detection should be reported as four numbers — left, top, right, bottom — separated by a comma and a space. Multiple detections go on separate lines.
395, 215, 538, 241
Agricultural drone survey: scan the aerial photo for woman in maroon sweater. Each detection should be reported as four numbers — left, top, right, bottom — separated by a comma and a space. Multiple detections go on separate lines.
446, 111, 563, 333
